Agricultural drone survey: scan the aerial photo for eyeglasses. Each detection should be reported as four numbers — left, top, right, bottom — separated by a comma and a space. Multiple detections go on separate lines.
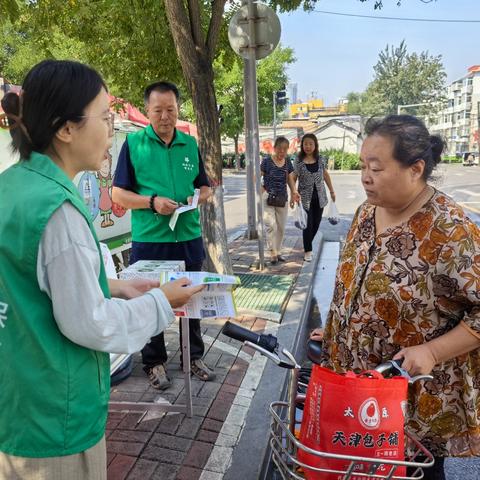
78, 112, 115, 136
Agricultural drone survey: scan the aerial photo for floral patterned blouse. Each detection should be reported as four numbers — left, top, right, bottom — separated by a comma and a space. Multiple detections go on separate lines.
321, 189, 480, 457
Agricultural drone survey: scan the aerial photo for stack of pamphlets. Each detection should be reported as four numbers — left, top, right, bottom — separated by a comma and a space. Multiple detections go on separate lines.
119, 260, 186, 281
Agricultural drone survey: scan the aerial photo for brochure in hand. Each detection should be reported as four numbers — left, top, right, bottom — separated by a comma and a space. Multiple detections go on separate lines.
159, 271, 240, 319
169, 188, 200, 231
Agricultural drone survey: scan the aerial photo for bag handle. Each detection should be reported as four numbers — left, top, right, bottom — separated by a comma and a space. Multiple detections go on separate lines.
345, 370, 384, 380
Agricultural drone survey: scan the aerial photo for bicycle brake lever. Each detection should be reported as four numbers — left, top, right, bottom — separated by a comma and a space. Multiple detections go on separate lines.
409, 373, 434, 384
376, 360, 433, 384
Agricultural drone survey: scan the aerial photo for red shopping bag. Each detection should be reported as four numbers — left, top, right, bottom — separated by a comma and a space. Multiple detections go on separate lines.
298, 365, 408, 480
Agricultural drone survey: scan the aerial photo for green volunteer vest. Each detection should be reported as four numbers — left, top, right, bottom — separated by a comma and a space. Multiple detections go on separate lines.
127, 125, 201, 242
0, 152, 111, 457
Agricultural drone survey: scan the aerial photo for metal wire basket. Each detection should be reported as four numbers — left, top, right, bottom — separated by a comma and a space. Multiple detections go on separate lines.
269, 401, 434, 480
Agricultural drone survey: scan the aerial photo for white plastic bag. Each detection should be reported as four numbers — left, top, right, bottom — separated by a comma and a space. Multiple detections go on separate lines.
327, 201, 340, 225
294, 201, 308, 230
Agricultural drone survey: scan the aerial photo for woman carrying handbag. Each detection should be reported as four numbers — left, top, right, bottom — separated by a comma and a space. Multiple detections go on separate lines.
260, 136, 299, 264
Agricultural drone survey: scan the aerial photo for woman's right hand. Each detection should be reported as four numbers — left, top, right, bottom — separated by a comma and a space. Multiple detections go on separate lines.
310, 328, 324, 342
160, 278, 204, 308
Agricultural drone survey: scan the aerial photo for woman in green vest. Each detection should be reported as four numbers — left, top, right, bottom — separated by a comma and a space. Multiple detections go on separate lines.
0, 60, 203, 480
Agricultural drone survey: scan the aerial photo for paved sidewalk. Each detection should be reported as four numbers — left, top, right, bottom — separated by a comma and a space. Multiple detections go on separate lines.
106, 223, 306, 480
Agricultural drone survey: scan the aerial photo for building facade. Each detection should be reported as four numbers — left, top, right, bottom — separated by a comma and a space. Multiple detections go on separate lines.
430, 65, 480, 156
289, 98, 348, 119
288, 83, 298, 105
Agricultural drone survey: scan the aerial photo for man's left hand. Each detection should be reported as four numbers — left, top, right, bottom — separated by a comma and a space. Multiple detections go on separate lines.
187, 196, 193, 206
393, 344, 437, 376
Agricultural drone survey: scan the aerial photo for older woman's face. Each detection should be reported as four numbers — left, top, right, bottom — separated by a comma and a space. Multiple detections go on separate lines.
360, 134, 423, 209
274, 141, 289, 160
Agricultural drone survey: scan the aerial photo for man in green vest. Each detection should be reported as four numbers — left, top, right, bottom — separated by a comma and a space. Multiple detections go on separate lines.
112, 81, 214, 389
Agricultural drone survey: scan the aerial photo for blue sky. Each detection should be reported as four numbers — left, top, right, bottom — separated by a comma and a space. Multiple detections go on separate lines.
278, 0, 478, 105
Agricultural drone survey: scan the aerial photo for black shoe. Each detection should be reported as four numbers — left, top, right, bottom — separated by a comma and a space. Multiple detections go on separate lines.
277, 255, 286, 262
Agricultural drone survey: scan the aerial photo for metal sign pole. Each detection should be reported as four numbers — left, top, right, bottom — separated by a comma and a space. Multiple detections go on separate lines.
229, 1, 280, 269
244, 61, 258, 240
244, 0, 265, 268
273, 91, 277, 142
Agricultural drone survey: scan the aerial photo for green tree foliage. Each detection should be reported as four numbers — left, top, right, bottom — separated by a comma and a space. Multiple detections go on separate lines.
0, 22, 87, 85
0, 0, 19, 24
346, 41, 446, 117
215, 45, 295, 153
2, 0, 183, 106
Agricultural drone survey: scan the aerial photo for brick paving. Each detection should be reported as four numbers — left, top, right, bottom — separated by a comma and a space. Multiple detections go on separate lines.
106, 224, 305, 480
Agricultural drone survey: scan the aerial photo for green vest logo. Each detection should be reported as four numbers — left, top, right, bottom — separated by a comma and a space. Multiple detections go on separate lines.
183, 156, 194, 172
0, 302, 8, 333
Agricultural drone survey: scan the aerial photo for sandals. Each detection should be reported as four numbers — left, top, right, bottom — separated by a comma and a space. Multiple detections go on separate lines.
146, 364, 171, 390
190, 359, 216, 381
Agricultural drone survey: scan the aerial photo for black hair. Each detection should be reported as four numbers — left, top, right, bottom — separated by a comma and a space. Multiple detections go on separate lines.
298, 133, 319, 161
1, 92, 19, 139
274, 136, 289, 148
144, 81, 180, 104
2, 60, 106, 160
364, 114, 445, 181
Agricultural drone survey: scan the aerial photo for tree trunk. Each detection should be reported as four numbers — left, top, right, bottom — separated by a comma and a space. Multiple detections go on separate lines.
164, 0, 232, 274
191, 71, 233, 274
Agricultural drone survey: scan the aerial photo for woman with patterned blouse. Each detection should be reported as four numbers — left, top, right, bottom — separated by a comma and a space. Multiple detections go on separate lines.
315, 115, 480, 480
292, 134, 336, 261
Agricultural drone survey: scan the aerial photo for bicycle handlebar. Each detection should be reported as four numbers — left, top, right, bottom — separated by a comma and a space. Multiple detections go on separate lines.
376, 359, 433, 384
222, 323, 433, 383
222, 321, 278, 353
